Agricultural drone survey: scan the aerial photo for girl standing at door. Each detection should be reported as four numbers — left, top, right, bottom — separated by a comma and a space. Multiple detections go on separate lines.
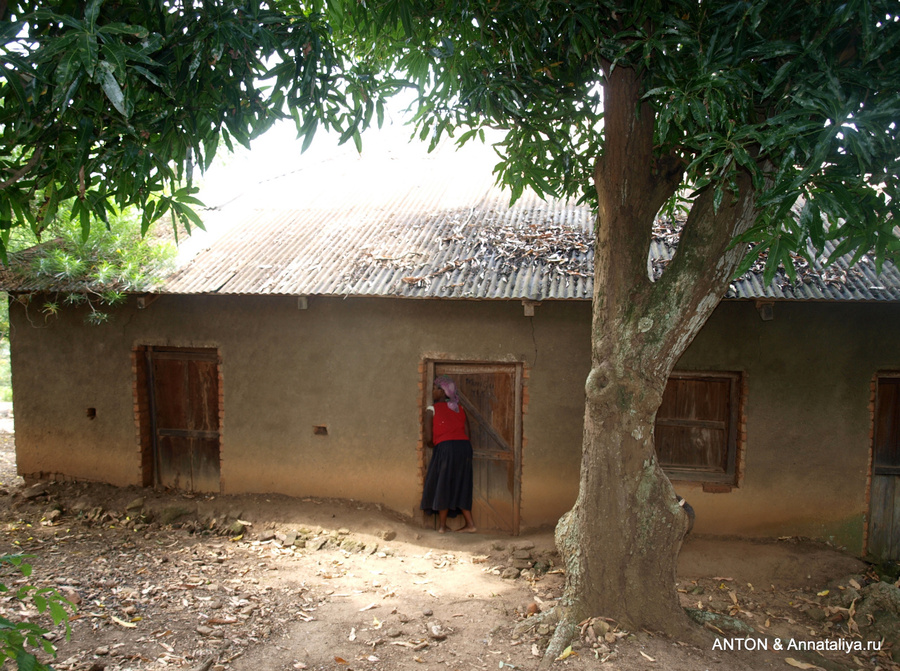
421, 376, 477, 533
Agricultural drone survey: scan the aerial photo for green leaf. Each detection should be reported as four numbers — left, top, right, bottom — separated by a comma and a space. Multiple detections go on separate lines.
84, 0, 103, 28
301, 118, 318, 153
376, 98, 385, 128
1, 63, 30, 113
174, 202, 206, 232
32, 594, 47, 613
100, 44, 127, 79
689, 98, 708, 127
54, 72, 84, 117
131, 66, 165, 91
94, 61, 129, 117
31, 9, 83, 30
49, 600, 71, 626
733, 242, 766, 278
98, 22, 149, 38
15, 650, 39, 671
78, 201, 92, 242
76, 31, 100, 77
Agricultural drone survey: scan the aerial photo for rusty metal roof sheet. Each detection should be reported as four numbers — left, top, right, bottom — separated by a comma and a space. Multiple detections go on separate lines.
1, 142, 898, 302
160, 144, 900, 301
163, 185, 596, 300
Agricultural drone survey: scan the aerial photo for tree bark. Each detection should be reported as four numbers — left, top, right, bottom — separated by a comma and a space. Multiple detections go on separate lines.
542, 64, 761, 665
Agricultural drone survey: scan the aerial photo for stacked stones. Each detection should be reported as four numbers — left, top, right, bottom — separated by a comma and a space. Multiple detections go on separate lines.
491, 540, 553, 580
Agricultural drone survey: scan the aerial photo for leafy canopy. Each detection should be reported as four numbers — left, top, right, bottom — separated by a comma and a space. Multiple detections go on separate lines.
1, 0, 898, 282
331, 0, 900, 279
0, 0, 396, 255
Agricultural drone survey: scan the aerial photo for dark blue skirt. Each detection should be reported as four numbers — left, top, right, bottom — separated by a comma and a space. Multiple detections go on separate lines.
420, 439, 474, 517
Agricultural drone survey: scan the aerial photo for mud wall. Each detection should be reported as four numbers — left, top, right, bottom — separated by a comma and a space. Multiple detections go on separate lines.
675, 300, 900, 554
8, 295, 589, 527
9, 295, 899, 550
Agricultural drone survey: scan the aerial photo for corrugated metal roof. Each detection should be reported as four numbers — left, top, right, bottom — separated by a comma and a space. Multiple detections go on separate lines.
161, 191, 900, 302
648, 238, 900, 303
1, 141, 898, 302
160, 141, 900, 302
727, 244, 900, 302
163, 185, 596, 300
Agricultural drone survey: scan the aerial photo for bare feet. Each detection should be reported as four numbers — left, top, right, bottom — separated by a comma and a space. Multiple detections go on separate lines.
438, 526, 448, 534
455, 525, 477, 534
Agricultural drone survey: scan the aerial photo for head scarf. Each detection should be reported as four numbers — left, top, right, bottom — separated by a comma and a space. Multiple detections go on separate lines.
435, 375, 461, 413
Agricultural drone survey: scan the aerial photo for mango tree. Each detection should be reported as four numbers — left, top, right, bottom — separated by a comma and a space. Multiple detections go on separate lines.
2, 0, 899, 663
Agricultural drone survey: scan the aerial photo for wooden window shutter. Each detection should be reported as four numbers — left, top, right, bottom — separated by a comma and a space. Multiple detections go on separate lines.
655, 372, 740, 484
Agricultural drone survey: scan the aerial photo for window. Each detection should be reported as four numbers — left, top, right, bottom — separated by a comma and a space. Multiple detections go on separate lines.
655, 372, 741, 484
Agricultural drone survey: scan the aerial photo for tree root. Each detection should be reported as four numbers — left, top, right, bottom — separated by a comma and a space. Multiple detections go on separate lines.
513, 605, 580, 669
512, 605, 559, 638
523, 606, 720, 668
685, 608, 757, 636
538, 609, 579, 670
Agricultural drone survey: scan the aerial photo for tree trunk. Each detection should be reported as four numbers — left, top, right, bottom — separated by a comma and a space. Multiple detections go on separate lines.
541, 63, 762, 665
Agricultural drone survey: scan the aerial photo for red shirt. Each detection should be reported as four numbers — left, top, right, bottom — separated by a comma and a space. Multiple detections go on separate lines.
433, 403, 468, 445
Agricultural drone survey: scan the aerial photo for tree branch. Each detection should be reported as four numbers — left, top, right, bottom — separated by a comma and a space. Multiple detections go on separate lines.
646, 167, 761, 377
0, 148, 43, 191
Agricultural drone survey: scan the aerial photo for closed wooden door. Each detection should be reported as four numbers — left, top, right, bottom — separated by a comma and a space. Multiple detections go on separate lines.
431, 363, 522, 534
869, 376, 900, 560
146, 348, 221, 493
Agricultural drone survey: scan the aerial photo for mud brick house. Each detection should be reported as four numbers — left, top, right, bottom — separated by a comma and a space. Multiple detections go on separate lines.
3, 145, 900, 559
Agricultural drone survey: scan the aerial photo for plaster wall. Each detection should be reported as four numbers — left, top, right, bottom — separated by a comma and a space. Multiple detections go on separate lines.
675, 300, 900, 554
9, 295, 899, 548
9, 295, 589, 526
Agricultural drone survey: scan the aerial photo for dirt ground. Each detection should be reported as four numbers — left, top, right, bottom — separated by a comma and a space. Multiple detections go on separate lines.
0, 421, 898, 671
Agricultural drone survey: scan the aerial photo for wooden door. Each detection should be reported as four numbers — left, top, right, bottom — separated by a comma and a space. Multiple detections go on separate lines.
869, 376, 900, 560
146, 347, 221, 493
430, 362, 522, 534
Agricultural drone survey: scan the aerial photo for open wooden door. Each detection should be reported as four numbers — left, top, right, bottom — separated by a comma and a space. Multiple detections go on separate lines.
144, 347, 221, 493
869, 375, 900, 560
429, 362, 523, 534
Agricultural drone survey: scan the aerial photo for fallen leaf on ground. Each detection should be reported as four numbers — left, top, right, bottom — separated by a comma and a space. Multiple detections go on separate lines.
785, 658, 824, 670
556, 646, 575, 661
110, 615, 137, 628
